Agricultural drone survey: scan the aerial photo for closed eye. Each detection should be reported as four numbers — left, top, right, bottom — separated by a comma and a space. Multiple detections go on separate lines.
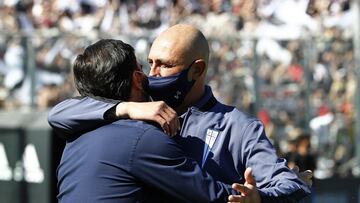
148, 58, 176, 69
160, 64, 173, 69
147, 59, 153, 66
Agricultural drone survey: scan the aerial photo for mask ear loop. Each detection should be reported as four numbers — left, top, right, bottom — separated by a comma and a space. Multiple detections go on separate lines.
186, 60, 197, 81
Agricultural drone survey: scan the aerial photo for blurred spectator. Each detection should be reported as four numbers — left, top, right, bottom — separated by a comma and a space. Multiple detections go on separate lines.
296, 134, 317, 172
284, 137, 300, 170
284, 133, 316, 172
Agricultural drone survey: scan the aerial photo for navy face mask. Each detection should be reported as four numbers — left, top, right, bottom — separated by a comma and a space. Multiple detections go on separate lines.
147, 62, 196, 108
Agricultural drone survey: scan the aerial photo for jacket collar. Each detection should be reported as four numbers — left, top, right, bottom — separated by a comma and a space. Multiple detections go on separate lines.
193, 85, 216, 110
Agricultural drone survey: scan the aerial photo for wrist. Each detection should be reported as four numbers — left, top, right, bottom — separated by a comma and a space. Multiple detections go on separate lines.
116, 102, 130, 118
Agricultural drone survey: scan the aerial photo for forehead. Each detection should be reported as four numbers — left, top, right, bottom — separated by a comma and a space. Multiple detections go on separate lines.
148, 37, 186, 64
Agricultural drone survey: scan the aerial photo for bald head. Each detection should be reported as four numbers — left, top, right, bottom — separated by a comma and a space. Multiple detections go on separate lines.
152, 24, 210, 66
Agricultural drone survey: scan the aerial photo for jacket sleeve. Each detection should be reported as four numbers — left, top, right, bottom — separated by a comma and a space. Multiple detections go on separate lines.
131, 127, 237, 203
48, 97, 116, 139
231, 120, 311, 202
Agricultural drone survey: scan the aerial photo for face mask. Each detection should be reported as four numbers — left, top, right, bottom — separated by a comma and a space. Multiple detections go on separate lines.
147, 64, 195, 108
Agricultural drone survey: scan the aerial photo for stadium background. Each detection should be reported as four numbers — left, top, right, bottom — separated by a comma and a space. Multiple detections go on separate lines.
0, 0, 360, 202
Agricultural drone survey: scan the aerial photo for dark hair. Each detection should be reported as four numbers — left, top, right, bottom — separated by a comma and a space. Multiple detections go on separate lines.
73, 39, 137, 101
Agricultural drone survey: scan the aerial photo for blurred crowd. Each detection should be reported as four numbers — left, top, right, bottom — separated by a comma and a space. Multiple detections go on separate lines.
0, 0, 357, 178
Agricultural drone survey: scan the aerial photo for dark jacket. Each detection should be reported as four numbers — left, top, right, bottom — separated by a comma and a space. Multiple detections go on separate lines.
57, 119, 235, 203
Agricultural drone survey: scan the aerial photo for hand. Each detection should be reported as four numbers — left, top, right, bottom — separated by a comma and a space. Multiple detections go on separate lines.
116, 101, 180, 136
228, 168, 261, 203
291, 165, 313, 187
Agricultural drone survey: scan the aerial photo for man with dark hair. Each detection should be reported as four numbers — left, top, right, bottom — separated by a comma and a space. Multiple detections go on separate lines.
56, 39, 239, 203
72, 39, 138, 101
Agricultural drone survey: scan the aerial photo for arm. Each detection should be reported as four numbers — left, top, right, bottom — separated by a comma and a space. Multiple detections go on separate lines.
48, 97, 180, 140
131, 127, 238, 203
48, 97, 116, 139
231, 120, 311, 202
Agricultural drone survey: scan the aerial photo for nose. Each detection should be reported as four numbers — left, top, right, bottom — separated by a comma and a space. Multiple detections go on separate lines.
149, 65, 161, 77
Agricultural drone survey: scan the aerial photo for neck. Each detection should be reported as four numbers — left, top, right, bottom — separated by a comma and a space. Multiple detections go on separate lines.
129, 93, 150, 103
129, 85, 151, 102
175, 84, 205, 114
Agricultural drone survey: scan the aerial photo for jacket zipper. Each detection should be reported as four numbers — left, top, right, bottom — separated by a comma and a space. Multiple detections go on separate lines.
179, 108, 192, 137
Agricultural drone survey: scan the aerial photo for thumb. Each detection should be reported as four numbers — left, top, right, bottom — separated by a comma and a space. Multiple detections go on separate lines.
244, 167, 256, 186
291, 165, 300, 174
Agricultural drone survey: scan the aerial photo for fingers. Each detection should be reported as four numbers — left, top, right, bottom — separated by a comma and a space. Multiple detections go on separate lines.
292, 166, 313, 187
244, 167, 256, 186
232, 183, 252, 196
162, 107, 179, 136
168, 106, 181, 132
124, 101, 179, 136
306, 179, 313, 187
228, 194, 255, 203
291, 165, 300, 174
300, 170, 313, 180
300, 170, 313, 187
157, 110, 172, 135
300, 177, 312, 187
154, 115, 170, 135
304, 170, 313, 178
230, 180, 261, 203
228, 194, 247, 203
155, 101, 178, 136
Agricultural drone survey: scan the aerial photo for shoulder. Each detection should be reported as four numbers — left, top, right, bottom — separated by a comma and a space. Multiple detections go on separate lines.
214, 102, 261, 127
76, 120, 168, 157
74, 120, 160, 147
103, 120, 171, 144
105, 121, 185, 160
101, 119, 161, 136
48, 98, 82, 118
136, 124, 183, 157
211, 102, 266, 144
49, 97, 116, 117
50, 97, 91, 112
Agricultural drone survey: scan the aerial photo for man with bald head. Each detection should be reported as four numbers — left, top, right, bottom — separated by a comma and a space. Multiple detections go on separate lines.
145, 24, 210, 115
49, 24, 311, 202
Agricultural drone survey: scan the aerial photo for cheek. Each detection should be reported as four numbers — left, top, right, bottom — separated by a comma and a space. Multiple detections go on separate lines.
160, 68, 182, 77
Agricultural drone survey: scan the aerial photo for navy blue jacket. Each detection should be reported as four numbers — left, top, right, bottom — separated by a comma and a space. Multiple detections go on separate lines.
57, 119, 236, 203
49, 86, 311, 202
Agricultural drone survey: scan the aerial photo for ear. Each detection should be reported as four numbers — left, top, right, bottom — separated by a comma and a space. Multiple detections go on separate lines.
131, 71, 144, 91
190, 59, 206, 81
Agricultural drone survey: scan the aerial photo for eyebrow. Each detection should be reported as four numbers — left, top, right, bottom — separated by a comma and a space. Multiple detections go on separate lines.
147, 58, 178, 66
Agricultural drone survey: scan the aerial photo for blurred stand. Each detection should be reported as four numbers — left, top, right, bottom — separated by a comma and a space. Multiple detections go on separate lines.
0, 0, 356, 180
0, 0, 359, 202
353, 0, 360, 177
